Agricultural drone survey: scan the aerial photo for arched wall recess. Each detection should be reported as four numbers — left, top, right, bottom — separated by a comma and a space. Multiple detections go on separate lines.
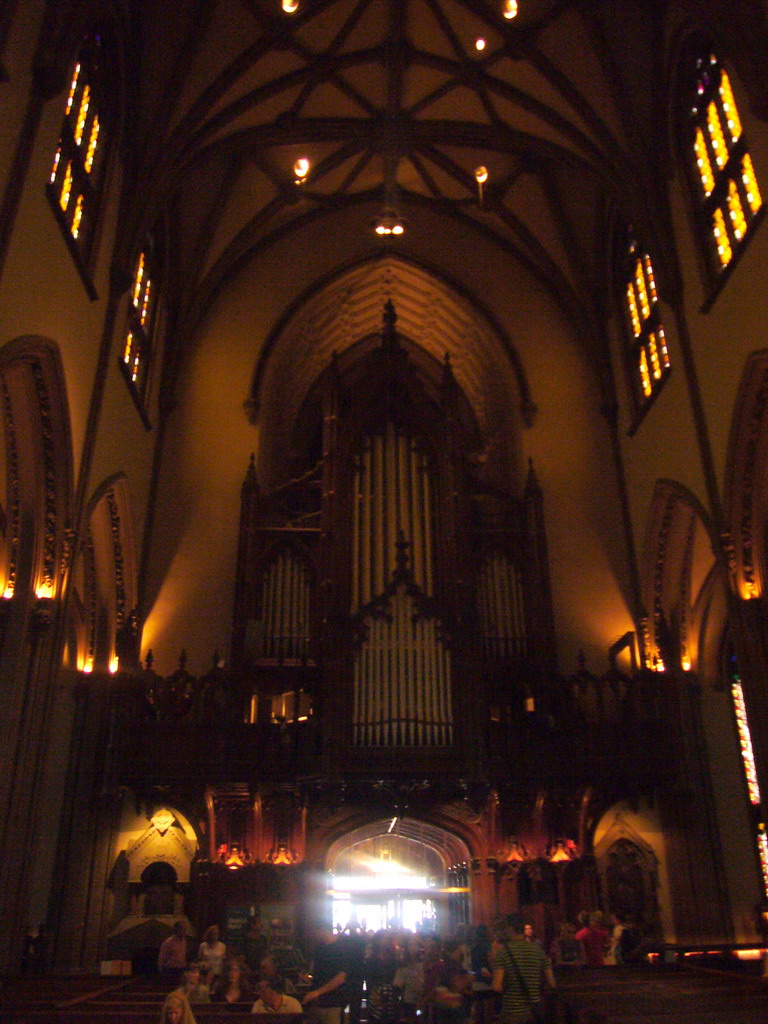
642, 479, 717, 673
0, 336, 74, 605
249, 256, 533, 493
81, 475, 138, 673
123, 807, 198, 885
723, 348, 768, 602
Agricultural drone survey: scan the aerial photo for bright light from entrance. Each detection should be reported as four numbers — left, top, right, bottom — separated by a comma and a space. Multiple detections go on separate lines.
329, 864, 437, 933
332, 873, 429, 891
328, 829, 457, 933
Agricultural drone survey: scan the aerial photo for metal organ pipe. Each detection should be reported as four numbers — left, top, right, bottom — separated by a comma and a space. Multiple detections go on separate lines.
351, 425, 452, 747
477, 552, 527, 664
261, 551, 311, 662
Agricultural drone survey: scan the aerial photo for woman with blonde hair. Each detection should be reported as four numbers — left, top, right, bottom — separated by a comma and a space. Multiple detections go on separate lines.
158, 992, 198, 1024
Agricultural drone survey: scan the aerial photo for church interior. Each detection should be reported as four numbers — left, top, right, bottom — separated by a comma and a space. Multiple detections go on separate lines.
3, 0, 768, 978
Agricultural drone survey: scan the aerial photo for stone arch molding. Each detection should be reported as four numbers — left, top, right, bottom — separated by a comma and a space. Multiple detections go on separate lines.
124, 807, 198, 885
325, 817, 472, 876
250, 256, 534, 492
642, 479, 718, 673
80, 474, 138, 673
0, 336, 74, 604
593, 809, 661, 934
724, 348, 768, 601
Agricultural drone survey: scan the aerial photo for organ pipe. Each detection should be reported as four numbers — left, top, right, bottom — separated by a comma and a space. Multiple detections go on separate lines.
349, 422, 454, 746
259, 550, 311, 661
477, 551, 527, 664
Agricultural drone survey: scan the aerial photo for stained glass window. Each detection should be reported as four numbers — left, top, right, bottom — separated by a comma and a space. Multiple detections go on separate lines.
47, 36, 109, 292
728, 647, 768, 898
623, 234, 669, 410
121, 244, 159, 409
684, 50, 762, 287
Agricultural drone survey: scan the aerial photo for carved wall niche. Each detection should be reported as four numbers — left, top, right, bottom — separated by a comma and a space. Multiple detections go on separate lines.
124, 807, 198, 886
594, 812, 660, 935
724, 350, 768, 601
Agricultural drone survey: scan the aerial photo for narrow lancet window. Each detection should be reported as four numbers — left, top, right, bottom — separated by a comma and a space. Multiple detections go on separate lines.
121, 239, 161, 415
47, 36, 110, 281
684, 50, 762, 287
623, 234, 669, 410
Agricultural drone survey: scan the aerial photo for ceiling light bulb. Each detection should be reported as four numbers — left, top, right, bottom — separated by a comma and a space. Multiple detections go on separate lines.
475, 37, 486, 51
282, 0, 299, 12
503, 0, 518, 19
374, 210, 405, 236
294, 157, 310, 182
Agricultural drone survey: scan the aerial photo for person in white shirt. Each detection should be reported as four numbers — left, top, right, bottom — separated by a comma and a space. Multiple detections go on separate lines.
198, 925, 227, 988
252, 975, 304, 1014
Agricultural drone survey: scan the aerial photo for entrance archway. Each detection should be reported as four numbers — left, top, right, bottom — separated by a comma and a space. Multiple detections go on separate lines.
326, 819, 472, 933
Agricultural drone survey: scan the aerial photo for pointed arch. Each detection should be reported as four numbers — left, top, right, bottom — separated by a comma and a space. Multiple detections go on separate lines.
641, 479, 718, 672
72, 473, 138, 673
249, 255, 533, 492
325, 817, 472, 877
723, 347, 768, 601
0, 336, 74, 604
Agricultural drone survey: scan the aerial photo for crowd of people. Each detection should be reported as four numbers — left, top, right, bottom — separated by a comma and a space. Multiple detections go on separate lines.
156, 910, 642, 1024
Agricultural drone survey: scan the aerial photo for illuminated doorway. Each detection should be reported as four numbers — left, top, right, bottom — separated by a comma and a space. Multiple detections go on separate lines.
326, 819, 471, 932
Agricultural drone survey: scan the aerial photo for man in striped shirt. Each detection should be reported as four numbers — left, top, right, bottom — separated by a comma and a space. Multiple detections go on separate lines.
492, 914, 555, 1024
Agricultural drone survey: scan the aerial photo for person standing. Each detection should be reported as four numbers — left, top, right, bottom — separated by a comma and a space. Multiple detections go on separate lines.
574, 912, 609, 968
159, 921, 189, 981
492, 913, 555, 1024
198, 925, 227, 988
302, 921, 349, 1024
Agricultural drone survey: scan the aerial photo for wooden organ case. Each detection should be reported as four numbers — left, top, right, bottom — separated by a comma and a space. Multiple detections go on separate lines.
232, 301, 556, 783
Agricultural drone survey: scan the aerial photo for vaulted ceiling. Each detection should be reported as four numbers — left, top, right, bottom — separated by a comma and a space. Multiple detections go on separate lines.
111, 0, 679, 384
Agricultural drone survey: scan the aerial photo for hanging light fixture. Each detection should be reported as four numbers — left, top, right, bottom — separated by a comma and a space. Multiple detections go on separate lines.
294, 156, 310, 184
282, 0, 299, 13
475, 165, 488, 205
374, 210, 405, 235
503, 0, 519, 19
374, 145, 406, 236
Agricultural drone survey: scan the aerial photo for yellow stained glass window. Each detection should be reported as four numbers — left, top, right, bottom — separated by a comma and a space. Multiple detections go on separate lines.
687, 50, 762, 283
623, 237, 669, 411
121, 244, 160, 407
48, 37, 108, 269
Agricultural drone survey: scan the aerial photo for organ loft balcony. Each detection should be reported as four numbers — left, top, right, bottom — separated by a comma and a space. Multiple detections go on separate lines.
104, 648, 681, 795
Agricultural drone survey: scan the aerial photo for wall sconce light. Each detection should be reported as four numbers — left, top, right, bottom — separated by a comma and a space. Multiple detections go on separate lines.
475, 37, 486, 52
